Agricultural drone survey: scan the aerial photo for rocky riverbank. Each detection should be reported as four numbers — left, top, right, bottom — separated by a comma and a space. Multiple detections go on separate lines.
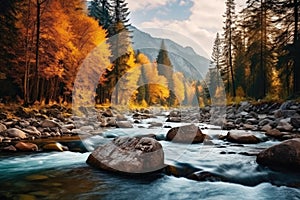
0, 101, 300, 189
204, 100, 300, 141
0, 101, 300, 153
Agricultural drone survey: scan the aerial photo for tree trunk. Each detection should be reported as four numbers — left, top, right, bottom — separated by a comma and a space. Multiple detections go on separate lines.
33, 0, 41, 103
293, 0, 300, 95
23, 0, 32, 106
229, 25, 236, 98
260, 0, 266, 98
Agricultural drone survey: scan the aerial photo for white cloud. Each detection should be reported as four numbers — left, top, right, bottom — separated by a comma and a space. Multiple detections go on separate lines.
140, 19, 213, 58
126, 0, 176, 11
129, 0, 246, 57
138, 1, 225, 57
179, 0, 187, 6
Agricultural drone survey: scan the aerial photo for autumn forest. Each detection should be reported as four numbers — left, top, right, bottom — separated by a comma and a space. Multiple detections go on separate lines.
0, 0, 300, 107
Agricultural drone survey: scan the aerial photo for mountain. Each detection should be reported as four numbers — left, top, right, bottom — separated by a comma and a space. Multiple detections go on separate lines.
131, 26, 210, 80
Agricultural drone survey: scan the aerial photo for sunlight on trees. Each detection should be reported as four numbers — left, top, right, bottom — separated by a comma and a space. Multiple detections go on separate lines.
1, 0, 300, 106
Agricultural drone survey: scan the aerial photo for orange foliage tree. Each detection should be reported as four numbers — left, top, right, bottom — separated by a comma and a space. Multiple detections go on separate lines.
8, 0, 110, 104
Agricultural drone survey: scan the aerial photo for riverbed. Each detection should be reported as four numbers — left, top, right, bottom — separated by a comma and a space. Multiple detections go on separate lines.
1, 118, 300, 199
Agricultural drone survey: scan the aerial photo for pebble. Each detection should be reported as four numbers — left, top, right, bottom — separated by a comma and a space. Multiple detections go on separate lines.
0, 123, 7, 132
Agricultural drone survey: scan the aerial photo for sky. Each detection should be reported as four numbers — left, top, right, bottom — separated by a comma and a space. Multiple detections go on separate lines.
126, 0, 246, 58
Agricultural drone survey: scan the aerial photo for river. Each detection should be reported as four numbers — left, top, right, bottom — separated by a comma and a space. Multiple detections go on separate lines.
0, 116, 300, 199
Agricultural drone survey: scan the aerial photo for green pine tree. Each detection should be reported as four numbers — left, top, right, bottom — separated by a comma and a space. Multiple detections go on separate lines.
88, 0, 112, 31
156, 40, 177, 106
223, 0, 236, 98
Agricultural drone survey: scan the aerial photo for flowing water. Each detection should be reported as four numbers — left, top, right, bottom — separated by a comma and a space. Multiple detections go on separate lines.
0, 116, 300, 199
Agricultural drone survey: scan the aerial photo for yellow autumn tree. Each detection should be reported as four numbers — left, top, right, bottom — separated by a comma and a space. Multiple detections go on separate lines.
173, 72, 185, 104
114, 47, 141, 105
53, 0, 111, 105
71, 25, 110, 109
13, 0, 111, 104
125, 52, 170, 107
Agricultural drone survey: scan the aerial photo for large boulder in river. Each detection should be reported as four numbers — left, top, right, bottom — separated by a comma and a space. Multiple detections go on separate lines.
166, 124, 206, 144
256, 139, 300, 172
86, 137, 165, 174
226, 130, 260, 144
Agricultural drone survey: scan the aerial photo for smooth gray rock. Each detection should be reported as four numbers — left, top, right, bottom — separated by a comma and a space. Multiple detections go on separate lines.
166, 124, 206, 143
227, 130, 260, 144
116, 121, 133, 128
86, 137, 165, 173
